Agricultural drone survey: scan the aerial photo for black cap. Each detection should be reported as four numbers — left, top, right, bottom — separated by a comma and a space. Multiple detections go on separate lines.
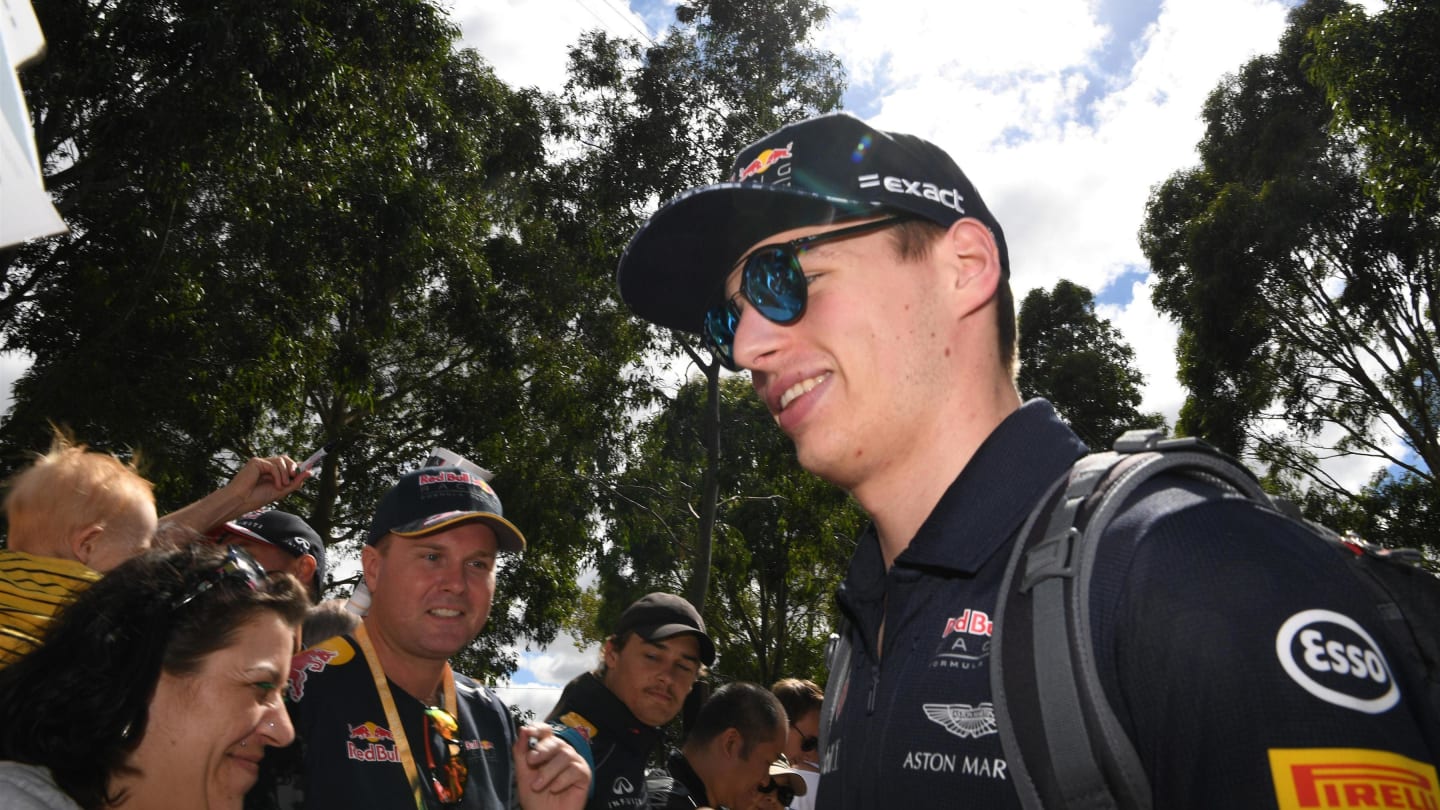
616, 111, 1009, 334
614, 592, 715, 666
222, 509, 326, 594
367, 466, 526, 552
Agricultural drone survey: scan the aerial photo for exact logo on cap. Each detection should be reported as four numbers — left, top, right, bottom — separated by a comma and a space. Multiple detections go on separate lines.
1275, 609, 1398, 714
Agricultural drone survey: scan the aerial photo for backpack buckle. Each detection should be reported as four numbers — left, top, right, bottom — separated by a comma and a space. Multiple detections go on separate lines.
1021, 525, 1081, 592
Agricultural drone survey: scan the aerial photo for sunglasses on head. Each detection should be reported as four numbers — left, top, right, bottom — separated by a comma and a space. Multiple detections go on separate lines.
172, 545, 266, 610
702, 214, 912, 371
791, 723, 819, 753
424, 706, 468, 806
759, 778, 796, 807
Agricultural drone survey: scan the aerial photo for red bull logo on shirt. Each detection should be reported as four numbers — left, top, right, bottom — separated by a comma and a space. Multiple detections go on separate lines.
348, 721, 395, 743
932, 609, 993, 671
1270, 748, 1440, 809
288, 647, 336, 701
347, 721, 401, 763
943, 610, 993, 638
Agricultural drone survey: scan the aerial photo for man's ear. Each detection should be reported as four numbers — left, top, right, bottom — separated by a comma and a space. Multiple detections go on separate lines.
360, 543, 382, 593
720, 727, 744, 760
70, 525, 107, 566
941, 217, 1002, 318
295, 554, 318, 584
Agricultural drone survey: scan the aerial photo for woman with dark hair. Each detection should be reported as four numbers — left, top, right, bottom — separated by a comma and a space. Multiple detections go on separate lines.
0, 543, 309, 809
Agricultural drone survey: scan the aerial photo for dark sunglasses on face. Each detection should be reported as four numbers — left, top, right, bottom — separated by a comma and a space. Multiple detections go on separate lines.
172, 545, 266, 610
758, 778, 796, 807
424, 706, 468, 805
702, 214, 911, 371
792, 723, 819, 753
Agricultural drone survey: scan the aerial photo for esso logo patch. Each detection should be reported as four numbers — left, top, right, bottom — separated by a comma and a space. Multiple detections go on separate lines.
1275, 609, 1399, 714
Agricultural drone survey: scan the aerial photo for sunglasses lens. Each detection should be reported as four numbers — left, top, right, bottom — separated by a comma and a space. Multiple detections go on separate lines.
702, 302, 740, 370
743, 248, 806, 324
424, 708, 467, 805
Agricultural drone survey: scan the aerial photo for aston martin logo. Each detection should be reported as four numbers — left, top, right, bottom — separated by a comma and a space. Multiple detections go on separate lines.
923, 702, 998, 739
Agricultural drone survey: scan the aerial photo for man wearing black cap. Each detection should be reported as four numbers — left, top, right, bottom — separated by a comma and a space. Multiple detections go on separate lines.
248, 465, 591, 810
545, 593, 714, 810
214, 509, 327, 602
615, 112, 1438, 808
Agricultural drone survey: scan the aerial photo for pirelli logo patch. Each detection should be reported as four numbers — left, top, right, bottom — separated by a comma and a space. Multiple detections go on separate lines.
1270, 748, 1440, 809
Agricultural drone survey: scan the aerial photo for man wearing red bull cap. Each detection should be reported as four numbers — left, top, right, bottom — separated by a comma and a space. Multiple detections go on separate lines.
614, 112, 1439, 809
248, 464, 592, 810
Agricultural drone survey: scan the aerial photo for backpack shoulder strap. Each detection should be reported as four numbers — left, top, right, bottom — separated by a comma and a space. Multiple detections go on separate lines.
992, 429, 1272, 810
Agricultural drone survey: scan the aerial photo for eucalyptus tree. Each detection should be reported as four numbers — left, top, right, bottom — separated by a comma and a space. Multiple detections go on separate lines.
1139, 0, 1438, 547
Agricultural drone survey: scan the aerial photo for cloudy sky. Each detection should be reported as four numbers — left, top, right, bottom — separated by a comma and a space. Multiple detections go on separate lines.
6, 0, 1381, 716
449, 0, 1389, 717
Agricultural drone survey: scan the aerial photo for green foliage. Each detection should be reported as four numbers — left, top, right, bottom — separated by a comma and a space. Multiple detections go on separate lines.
1017, 280, 1164, 449
2, 0, 654, 680
598, 375, 862, 688
1139, 0, 1439, 548
555, 0, 848, 631
1308, 0, 1440, 217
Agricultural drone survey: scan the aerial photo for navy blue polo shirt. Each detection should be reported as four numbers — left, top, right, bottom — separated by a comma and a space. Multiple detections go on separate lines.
819, 399, 1438, 809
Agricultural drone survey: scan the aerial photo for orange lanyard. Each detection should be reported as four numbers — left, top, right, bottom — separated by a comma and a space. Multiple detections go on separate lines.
354, 623, 457, 810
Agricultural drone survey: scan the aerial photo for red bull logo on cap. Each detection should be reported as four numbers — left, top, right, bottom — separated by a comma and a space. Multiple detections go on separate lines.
737, 144, 794, 182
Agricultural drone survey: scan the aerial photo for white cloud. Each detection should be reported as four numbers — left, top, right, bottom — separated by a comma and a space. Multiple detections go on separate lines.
0, 351, 30, 418
821, 0, 1107, 92
445, 0, 652, 94
492, 630, 600, 720
807, 0, 1292, 437
1097, 277, 1185, 424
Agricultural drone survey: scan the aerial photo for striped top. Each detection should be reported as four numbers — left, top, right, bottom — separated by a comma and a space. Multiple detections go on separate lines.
0, 549, 99, 667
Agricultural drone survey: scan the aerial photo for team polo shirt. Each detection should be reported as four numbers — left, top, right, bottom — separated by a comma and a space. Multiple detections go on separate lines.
0, 550, 99, 667
248, 633, 519, 810
546, 671, 662, 810
819, 399, 1439, 809
645, 749, 709, 810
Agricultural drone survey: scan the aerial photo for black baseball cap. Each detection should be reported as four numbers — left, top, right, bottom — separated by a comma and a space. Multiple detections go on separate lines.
367, 466, 526, 552
614, 592, 716, 666
616, 111, 1009, 334
220, 509, 326, 594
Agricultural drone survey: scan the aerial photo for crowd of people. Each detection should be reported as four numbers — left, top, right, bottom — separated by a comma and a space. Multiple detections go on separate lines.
4, 108, 1437, 810
0, 432, 817, 810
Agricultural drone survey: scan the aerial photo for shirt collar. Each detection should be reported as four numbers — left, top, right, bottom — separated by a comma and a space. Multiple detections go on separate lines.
845, 399, 1088, 585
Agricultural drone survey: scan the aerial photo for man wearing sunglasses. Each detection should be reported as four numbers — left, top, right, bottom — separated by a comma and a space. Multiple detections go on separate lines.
616, 111, 1439, 809
211, 509, 327, 603
248, 465, 592, 810
769, 679, 820, 810
646, 682, 787, 810
545, 592, 714, 810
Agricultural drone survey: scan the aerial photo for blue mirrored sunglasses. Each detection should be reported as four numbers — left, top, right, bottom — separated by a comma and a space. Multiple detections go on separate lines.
702, 215, 911, 370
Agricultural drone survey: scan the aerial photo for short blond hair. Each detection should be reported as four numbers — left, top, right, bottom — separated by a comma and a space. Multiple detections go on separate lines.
4, 428, 155, 556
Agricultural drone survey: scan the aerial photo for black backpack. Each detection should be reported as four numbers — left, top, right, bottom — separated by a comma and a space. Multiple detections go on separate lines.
819, 428, 1440, 810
